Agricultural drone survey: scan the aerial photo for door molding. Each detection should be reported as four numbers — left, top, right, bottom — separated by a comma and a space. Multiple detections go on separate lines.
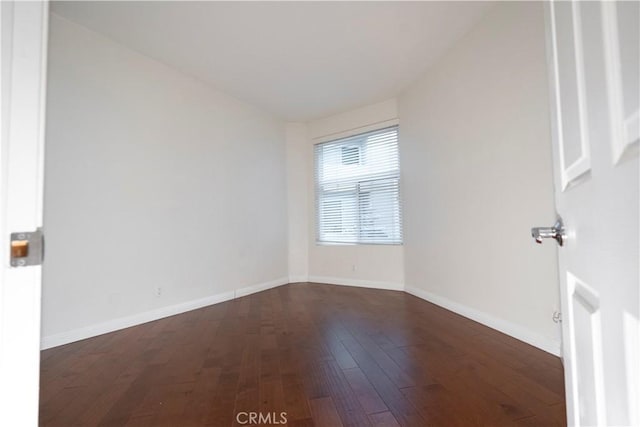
601, 1, 640, 164
548, 0, 592, 190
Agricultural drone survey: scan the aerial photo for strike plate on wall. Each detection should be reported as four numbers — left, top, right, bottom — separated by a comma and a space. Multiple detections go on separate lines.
10, 228, 44, 267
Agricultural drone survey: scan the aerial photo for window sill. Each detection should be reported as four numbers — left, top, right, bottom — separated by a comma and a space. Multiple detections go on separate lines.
315, 241, 403, 247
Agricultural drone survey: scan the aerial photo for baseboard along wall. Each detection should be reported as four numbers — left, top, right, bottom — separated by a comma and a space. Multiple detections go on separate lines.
41, 277, 561, 357
40, 277, 289, 350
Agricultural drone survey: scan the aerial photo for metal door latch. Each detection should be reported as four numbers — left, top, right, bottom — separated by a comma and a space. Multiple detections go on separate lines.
531, 217, 566, 247
10, 228, 44, 267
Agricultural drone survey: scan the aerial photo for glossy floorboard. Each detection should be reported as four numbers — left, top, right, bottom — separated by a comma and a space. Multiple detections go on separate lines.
40, 283, 566, 426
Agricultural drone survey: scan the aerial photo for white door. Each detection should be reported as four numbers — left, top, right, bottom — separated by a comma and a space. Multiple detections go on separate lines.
545, 1, 639, 426
0, 1, 49, 425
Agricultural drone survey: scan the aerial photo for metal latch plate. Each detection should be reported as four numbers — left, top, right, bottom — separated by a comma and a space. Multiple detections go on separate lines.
10, 228, 43, 267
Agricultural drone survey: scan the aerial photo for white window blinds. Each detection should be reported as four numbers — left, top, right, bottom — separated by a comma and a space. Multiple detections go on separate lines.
314, 125, 403, 245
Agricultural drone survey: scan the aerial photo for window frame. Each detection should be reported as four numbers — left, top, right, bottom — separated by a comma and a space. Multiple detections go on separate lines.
314, 125, 403, 246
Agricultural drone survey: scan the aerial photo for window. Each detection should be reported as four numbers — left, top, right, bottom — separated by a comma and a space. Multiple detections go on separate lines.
341, 145, 361, 165
314, 126, 402, 244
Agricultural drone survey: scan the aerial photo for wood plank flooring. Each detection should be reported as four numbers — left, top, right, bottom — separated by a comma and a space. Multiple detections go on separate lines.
39, 283, 566, 426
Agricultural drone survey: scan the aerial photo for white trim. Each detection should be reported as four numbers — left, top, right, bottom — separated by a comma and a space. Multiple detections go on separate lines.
404, 285, 562, 357
565, 0, 591, 188
549, 1, 591, 191
234, 277, 289, 298
41, 278, 561, 359
624, 111, 639, 149
566, 272, 607, 426
40, 277, 288, 350
312, 119, 399, 145
0, 2, 49, 425
602, 1, 639, 164
307, 275, 404, 291
623, 311, 640, 427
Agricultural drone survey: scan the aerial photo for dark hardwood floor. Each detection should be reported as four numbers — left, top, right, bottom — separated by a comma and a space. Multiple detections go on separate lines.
39, 283, 566, 426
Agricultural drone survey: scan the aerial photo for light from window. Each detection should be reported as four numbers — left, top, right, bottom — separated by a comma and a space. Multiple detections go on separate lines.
341, 145, 361, 165
314, 126, 402, 245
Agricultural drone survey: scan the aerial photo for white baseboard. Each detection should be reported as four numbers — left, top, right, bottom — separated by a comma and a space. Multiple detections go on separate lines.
404, 285, 562, 357
307, 275, 404, 292
40, 276, 288, 350
234, 277, 289, 298
41, 276, 561, 358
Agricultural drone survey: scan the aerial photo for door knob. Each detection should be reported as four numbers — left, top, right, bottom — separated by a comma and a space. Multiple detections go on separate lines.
531, 217, 566, 246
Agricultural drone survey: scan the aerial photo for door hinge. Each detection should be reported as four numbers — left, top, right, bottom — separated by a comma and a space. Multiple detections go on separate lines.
10, 228, 44, 267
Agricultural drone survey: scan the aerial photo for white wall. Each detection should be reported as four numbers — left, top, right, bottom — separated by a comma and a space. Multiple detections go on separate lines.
285, 99, 405, 290
399, 2, 561, 354
43, 4, 561, 356
286, 123, 309, 283
41, 15, 288, 348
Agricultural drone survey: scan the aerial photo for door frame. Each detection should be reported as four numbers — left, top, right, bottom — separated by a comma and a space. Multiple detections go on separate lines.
0, 1, 49, 425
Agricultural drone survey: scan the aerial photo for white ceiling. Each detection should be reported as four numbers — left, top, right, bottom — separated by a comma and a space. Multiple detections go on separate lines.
51, 1, 494, 121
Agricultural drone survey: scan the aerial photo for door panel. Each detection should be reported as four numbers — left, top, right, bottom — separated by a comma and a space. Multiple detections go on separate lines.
602, 1, 640, 163
623, 311, 640, 426
567, 272, 605, 426
545, 1, 639, 425
550, 1, 591, 190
